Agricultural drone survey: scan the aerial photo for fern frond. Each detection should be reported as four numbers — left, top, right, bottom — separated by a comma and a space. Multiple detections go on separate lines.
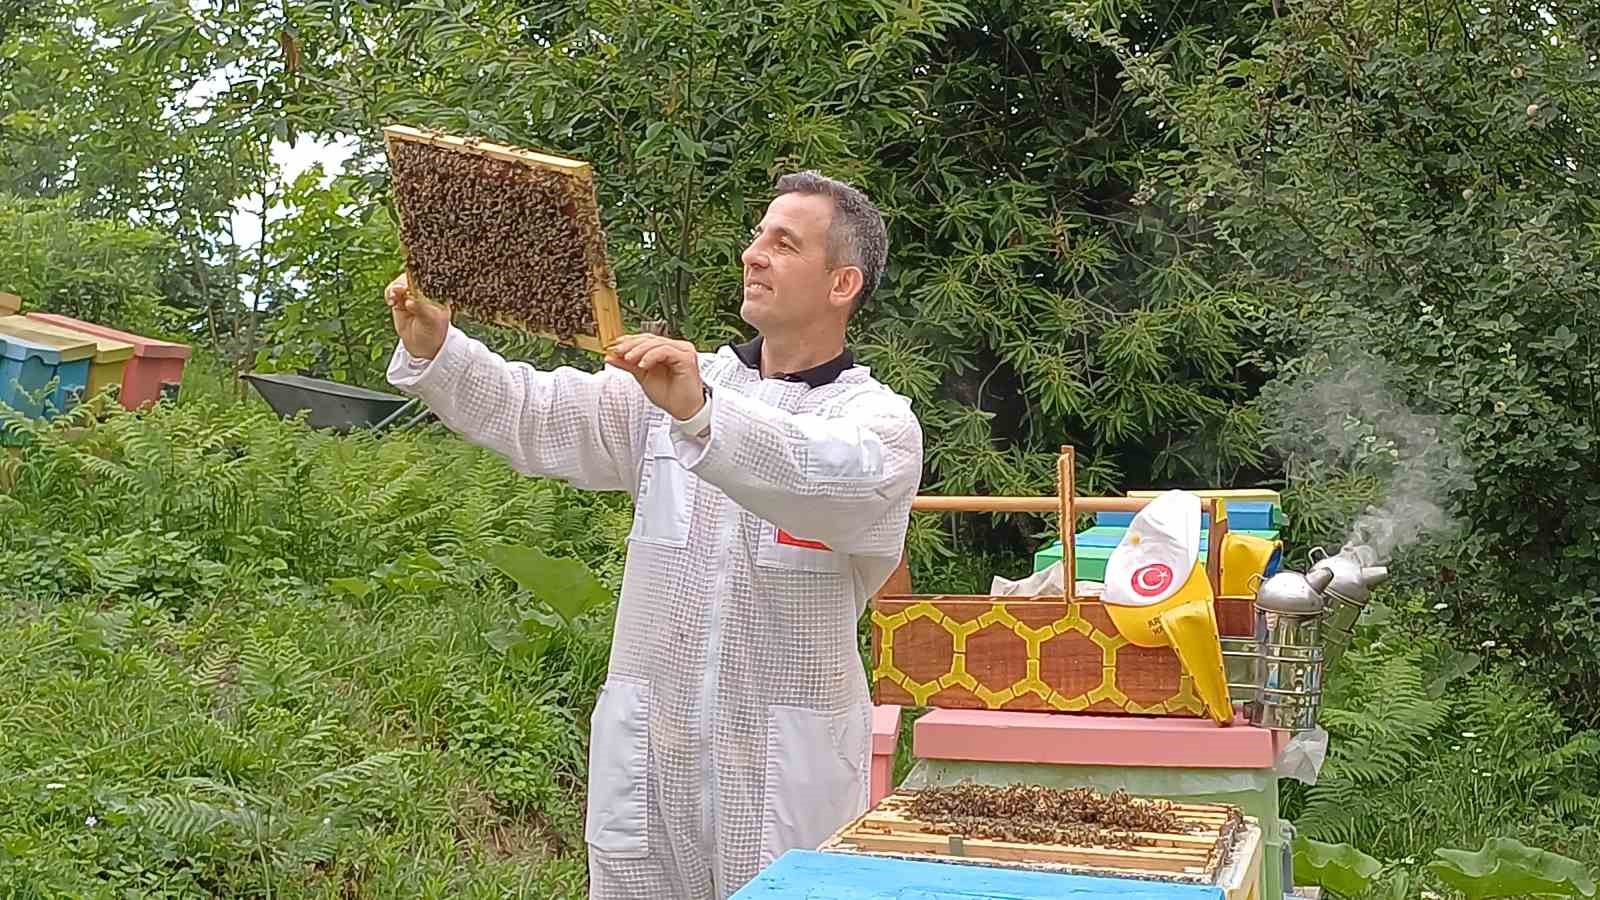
288, 714, 345, 761
193, 649, 235, 691
1512, 733, 1600, 783
72, 451, 138, 492
299, 749, 419, 798
136, 795, 240, 840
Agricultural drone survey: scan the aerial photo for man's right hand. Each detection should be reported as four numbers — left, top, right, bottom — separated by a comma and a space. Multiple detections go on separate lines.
386, 273, 450, 360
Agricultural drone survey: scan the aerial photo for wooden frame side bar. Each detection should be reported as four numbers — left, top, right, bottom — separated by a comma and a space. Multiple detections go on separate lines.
1058, 445, 1076, 603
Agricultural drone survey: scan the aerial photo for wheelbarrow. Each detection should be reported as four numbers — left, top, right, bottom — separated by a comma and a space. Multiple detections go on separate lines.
241, 372, 435, 434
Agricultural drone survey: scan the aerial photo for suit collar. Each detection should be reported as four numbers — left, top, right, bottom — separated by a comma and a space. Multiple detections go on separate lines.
728, 336, 853, 387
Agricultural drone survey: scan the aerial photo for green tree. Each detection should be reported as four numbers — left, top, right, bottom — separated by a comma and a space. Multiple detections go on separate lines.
1074, 0, 1600, 718
0, 193, 176, 334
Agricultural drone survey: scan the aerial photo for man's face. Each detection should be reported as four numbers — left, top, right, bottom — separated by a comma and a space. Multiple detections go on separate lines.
739, 192, 838, 332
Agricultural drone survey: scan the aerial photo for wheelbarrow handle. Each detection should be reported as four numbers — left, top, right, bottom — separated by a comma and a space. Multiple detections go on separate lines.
373, 397, 422, 432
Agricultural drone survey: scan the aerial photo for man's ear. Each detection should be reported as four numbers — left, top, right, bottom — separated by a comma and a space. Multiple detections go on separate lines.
829, 266, 864, 313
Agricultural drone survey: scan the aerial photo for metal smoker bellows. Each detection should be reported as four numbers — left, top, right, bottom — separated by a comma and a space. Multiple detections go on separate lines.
1309, 544, 1390, 668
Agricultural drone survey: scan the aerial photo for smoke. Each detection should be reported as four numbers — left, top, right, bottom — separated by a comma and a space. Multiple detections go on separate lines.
1257, 349, 1476, 563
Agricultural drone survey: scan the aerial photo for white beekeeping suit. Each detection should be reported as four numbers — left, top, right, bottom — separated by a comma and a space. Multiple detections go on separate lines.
388, 327, 923, 899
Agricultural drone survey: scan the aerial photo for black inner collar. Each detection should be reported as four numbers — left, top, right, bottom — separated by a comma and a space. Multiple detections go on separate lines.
729, 336, 854, 387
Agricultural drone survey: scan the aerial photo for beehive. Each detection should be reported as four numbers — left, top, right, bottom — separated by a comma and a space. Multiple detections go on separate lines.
383, 125, 624, 352
870, 593, 1254, 715
871, 445, 1251, 717
821, 785, 1257, 889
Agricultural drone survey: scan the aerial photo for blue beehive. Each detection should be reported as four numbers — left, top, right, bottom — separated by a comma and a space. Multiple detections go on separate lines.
0, 328, 90, 418
0, 332, 64, 420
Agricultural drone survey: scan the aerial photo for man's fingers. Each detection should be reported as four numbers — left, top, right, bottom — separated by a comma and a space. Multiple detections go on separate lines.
609, 334, 657, 359
385, 273, 409, 307
605, 334, 641, 353
603, 350, 643, 376
405, 296, 451, 323
634, 345, 679, 371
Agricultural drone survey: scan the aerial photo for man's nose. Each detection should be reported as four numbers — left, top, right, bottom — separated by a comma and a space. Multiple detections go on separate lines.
741, 242, 767, 268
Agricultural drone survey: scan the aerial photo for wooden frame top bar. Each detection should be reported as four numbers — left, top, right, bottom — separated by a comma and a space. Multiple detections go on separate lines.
382, 125, 592, 173
912, 496, 1220, 514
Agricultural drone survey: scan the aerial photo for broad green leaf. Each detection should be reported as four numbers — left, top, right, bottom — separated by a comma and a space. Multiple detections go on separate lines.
327, 577, 374, 599
484, 608, 562, 661
1429, 838, 1596, 899
1293, 836, 1382, 897
483, 544, 610, 625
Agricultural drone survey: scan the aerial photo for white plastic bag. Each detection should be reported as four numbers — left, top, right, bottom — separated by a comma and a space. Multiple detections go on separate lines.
1274, 726, 1329, 785
990, 559, 1103, 598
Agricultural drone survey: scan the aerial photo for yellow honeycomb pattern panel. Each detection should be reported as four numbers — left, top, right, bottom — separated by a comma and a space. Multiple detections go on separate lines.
872, 599, 1205, 716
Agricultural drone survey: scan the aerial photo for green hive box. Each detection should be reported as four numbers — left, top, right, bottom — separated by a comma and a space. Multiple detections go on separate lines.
1033, 527, 1281, 578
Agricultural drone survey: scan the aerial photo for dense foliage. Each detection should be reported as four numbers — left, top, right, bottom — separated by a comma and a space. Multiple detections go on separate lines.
0, 380, 627, 894
1070, 0, 1600, 720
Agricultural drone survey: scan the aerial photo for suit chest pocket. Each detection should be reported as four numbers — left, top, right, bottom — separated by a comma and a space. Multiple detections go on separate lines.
630, 429, 694, 548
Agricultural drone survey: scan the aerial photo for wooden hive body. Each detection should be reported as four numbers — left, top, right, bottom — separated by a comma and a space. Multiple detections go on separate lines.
819, 787, 1263, 897
870, 445, 1252, 717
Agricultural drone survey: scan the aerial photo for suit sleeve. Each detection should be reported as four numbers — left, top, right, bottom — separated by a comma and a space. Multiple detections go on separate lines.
387, 326, 648, 493
668, 385, 923, 558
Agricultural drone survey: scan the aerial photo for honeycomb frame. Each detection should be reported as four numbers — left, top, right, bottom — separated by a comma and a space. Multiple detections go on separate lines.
383, 125, 625, 353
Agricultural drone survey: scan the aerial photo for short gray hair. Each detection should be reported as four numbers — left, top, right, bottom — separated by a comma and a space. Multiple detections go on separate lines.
773, 171, 888, 313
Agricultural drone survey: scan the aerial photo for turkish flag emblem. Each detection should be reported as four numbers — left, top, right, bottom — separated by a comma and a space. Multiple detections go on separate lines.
776, 528, 830, 551
1131, 563, 1174, 597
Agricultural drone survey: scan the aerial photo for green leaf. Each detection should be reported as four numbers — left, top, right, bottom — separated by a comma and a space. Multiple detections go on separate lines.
483, 544, 610, 625
1426, 649, 1482, 698
484, 608, 561, 660
1293, 836, 1383, 896
328, 577, 373, 599
1429, 838, 1597, 898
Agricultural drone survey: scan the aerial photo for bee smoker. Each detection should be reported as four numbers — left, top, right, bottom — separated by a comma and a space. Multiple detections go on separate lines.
1308, 544, 1390, 668
1243, 568, 1334, 731
1220, 633, 1265, 722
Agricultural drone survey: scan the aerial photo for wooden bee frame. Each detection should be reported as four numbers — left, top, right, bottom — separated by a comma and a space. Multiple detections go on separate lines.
819, 789, 1263, 898
382, 125, 625, 353
869, 445, 1244, 715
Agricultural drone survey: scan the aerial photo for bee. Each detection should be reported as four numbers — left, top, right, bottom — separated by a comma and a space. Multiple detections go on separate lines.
902, 783, 1205, 849
388, 138, 602, 339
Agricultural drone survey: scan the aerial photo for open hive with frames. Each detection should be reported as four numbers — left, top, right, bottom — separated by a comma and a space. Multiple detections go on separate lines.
383, 125, 624, 351
821, 783, 1259, 891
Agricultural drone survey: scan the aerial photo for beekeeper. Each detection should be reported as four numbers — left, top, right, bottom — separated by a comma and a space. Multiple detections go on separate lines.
383, 171, 923, 899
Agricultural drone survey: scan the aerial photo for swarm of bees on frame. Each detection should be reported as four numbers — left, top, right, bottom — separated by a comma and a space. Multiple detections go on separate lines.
903, 784, 1233, 849
386, 134, 611, 341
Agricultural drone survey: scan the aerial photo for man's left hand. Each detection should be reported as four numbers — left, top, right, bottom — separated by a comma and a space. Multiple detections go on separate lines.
605, 334, 706, 421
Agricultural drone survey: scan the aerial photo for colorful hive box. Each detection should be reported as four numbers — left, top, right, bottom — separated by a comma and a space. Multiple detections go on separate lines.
0, 320, 92, 417
0, 315, 133, 403
870, 592, 1256, 716
0, 333, 60, 419
24, 313, 191, 410
1033, 527, 1281, 580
